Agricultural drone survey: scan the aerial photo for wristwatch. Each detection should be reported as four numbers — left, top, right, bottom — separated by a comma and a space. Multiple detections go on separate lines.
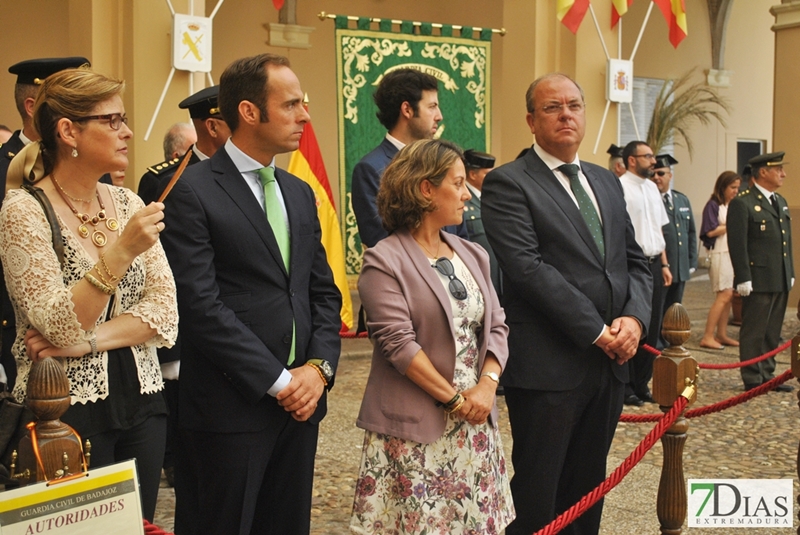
306, 359, 334, 385
480, 371, 500, 384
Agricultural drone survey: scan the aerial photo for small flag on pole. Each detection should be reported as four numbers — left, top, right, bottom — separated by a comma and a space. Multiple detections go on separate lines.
287, 103, 354, 331
653, 0, 688, 48
557, 0, 591, 34
611, 0, 634, 28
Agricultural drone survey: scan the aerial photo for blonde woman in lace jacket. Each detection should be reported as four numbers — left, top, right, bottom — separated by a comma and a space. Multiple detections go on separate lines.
0, 68, 177, 521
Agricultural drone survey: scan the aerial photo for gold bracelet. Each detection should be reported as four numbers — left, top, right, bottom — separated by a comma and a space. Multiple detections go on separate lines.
92, 267, 111, 287
99, 253, 121, 284
85, 272, 115, 295
445, 394, 465, 414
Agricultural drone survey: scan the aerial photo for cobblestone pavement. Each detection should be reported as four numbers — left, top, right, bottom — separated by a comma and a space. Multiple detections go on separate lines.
154, 270, 800, 533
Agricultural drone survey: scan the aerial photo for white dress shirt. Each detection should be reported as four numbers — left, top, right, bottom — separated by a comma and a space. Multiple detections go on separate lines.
619, 171, 668, 257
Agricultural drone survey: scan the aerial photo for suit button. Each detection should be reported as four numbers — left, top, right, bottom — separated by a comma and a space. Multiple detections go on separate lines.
605, 270, 611, 278
283, 335, 291, 344
1, 320, 6, 327
679, 241, 682, 245
290, 289, 296, 296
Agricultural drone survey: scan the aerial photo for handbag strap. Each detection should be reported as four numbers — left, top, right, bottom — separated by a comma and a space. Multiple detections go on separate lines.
20, 183, 65, 268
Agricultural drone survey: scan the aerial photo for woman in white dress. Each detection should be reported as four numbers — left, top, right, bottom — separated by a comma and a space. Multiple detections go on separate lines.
699, 171, 742, 348
351, 139, 514, 534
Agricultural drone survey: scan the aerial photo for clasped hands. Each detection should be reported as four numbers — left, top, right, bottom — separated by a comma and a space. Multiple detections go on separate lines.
595, 316, 642, 364
276, 365, 326, 422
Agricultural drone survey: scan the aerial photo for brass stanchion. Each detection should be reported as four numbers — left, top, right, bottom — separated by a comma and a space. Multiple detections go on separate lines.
652, 303, 697, 535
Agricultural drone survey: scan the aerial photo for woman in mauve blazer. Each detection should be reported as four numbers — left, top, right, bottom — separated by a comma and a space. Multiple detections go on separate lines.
350, 139, 514, 534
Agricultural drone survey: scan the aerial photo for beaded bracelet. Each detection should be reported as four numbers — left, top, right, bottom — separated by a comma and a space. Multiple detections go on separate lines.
85, 272, 115, 295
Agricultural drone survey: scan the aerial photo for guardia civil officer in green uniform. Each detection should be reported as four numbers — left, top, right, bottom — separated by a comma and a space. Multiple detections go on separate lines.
463, 149, 501, 294
138, 85, 230, 204
727, 152, 794, 392
651, 154, 697, 311
0, 56, 89, 389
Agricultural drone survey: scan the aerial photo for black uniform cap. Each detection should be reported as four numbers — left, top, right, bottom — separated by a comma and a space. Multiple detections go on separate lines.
655, 153, 678, 169
748, 151, 787, 171
179, 85, 221, 120
9, 57, 90, 85
606, 144, 623, 158
463, 149, 495, 170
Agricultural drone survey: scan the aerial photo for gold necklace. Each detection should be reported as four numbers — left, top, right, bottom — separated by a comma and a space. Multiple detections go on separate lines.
51, 174, 120, 247
414, 235, 441, 259
52, 176, 92, 204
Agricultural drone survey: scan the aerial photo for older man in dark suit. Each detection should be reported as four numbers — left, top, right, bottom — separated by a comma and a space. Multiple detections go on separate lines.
482, 73, 652, 535
160, 54, 341, 535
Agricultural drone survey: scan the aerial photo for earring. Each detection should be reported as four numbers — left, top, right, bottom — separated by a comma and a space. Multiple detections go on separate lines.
72, 147, 78, 158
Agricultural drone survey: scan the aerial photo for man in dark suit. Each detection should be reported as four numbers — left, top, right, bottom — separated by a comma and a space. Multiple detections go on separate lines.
651, 154, 697, 320
160, 54, 342, 535
351, 68, 466, 248
463, 149, 501, 294
727, 151, 794, 392
0, 56, 89, 390
482, 73, 652, 535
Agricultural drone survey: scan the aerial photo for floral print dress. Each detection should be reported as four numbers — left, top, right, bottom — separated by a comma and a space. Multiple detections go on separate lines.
350, 252, 515, 535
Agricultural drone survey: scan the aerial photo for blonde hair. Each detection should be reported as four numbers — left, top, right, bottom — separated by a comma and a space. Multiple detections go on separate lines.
377, 139, 464, 233
33, 67, 124, 173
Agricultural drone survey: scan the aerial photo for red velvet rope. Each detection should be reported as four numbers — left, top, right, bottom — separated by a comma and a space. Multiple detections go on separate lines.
641, 339, 791, 369
619, 369, 794, 423
143, 519, 174, 535
533, 395, 688, 535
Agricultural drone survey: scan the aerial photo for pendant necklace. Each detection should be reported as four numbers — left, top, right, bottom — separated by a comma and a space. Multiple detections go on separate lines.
51, 174, 120, 247
414, 235, 441, 261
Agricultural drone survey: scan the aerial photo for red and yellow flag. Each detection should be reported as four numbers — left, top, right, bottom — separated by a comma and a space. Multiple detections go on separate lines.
287, 108, 354, 331
557, 0, 591, 34
653, 0, 688, 48
611, 0, 634, 28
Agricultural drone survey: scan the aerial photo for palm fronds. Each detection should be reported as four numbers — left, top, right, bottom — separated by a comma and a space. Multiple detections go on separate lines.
646, 69, 731, 158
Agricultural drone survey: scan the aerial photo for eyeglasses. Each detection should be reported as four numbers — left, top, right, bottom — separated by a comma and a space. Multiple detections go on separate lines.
538, 101, 585, 115
655, 170, 668, 177
72, 113, 128, 131
432, 257, 467, 300
634, 153, 655, 161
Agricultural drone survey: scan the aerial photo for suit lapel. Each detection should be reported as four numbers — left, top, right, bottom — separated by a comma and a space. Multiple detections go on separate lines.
211, 148, 289, 278
524, 152, 604, 265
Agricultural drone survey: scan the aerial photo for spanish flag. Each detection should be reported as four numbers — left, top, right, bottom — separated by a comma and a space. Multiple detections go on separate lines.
653, 0, 688, 48
557, 0, 590, 34
287, 106, 354, 331
611, 0, 634, 28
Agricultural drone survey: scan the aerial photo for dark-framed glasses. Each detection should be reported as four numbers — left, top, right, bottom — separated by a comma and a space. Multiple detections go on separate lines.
432, 257, 467, 301
72, 113, 128, 131
634, 153, 655, 161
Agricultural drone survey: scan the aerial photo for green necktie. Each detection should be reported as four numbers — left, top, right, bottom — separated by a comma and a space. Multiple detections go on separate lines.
558, 164, 605, 260
258, 166, 295, 365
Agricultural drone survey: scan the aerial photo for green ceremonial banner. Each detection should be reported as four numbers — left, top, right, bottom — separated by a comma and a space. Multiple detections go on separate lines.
335, 18, 492, 276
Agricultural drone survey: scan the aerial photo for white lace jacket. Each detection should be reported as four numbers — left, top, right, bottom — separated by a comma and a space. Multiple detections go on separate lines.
0, 186, 178, 404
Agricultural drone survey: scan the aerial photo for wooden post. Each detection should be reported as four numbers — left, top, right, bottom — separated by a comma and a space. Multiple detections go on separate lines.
789, 334, 800, 534
652, 303, 697, 535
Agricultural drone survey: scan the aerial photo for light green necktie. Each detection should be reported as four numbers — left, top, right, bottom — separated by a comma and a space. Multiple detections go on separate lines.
558, 163, 605, 261
258, 166, 295, 365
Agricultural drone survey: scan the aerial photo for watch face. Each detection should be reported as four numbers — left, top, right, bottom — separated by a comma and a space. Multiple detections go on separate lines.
319, 360, 334, 380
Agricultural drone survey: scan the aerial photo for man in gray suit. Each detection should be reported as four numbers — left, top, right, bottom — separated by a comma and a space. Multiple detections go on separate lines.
482, 73, 652, 535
